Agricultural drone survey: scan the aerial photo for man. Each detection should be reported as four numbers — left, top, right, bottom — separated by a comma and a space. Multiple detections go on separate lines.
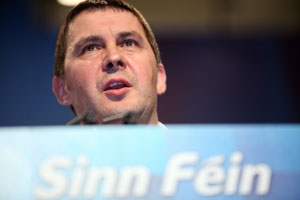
52, 0, 167, 124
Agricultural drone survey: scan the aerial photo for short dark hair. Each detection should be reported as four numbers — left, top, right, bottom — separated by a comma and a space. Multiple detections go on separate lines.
54, 0, 161, 77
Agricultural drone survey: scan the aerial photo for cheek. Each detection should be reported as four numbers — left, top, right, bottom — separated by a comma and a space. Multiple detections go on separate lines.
65, 62, 96, 92
132, 53, 157, 84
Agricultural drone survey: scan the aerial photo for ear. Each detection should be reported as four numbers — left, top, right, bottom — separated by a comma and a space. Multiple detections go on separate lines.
156, 63, 167, 95
52, 76, 72, 106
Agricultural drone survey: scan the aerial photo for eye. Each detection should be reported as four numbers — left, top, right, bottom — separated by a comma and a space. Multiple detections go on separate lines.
86, 45, 97, 51
81, 44, 101, 55
122, 40, 137, 47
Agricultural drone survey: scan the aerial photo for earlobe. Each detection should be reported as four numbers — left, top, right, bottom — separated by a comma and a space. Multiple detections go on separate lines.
157, 63, 167, 95
52, 76, 72, 106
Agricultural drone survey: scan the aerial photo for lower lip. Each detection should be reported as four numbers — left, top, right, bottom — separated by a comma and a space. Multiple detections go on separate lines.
104, 87, 130, 97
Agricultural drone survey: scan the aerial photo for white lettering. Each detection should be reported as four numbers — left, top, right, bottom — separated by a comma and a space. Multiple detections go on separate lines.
161, 152, 199, 196
194, 155, 225, 196
69, 156, 89, 198
34, 156, 72, 200
34, 152, 272, 199
224, 152, 243, 195
116, 166, 151, 197
239, 164, 272, 195
84, 167, 118, 198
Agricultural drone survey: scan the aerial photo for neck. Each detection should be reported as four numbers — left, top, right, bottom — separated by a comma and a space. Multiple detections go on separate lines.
134, 108, 159, 124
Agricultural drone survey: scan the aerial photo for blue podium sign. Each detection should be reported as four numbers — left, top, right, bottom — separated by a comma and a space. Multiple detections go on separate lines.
0, 125, 299, 200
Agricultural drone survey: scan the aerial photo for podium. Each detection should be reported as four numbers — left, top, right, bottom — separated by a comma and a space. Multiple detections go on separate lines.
0, 125, 299, 199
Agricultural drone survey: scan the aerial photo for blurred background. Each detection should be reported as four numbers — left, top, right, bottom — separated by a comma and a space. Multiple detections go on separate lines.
0, 0, 299, 125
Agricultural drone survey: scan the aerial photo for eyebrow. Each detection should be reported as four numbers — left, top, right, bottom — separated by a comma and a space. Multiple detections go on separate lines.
118, 31, 143, 41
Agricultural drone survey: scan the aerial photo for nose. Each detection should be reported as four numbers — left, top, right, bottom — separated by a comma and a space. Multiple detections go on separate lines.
102, 45, 126, 73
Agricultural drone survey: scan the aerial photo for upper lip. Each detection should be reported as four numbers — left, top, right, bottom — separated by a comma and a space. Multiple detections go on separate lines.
103, 78, 132, 91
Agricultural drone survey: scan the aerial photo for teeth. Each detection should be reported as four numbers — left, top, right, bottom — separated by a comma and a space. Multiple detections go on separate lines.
109, 82, 122, 87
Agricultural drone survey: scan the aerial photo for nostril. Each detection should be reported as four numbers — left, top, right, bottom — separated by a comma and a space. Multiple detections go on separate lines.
104, 60, 125, 72
117, 61, 124, 67
107, 62, 113, 69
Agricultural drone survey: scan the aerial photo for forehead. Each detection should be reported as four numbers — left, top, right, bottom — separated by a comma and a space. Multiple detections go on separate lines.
67, 8, 145, 41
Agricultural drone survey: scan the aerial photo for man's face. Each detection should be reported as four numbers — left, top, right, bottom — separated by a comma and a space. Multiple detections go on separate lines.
53, 8, 166, 124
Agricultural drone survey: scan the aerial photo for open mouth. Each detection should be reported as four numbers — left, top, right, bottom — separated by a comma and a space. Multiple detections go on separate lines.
103, 79, 131, 91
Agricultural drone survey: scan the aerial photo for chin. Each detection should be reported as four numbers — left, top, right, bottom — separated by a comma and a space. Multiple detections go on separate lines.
94, 96, 154, 119
98, 105, 135, 117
